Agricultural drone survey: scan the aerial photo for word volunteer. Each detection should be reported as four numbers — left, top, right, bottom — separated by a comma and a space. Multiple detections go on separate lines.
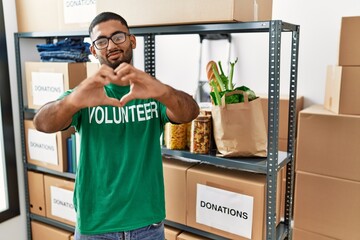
88, 101, 160, 124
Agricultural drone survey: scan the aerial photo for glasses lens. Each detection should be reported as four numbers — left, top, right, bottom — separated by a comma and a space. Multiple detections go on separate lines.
111, 33, 126, 44
93, 32, 128, 50
94, 38, 108, 49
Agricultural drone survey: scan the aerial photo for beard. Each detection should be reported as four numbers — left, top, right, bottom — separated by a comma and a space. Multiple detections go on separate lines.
98, 48, 133, 69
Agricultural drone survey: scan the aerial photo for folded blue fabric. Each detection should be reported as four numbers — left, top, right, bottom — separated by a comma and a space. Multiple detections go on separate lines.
36, 37, 91, 62
39, 50, 89, 62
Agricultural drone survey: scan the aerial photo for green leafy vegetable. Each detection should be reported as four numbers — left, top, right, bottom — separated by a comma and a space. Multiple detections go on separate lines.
235, 86, 257, 101
210, 80, 222, 106
211, 64, 226, 91
208, 58, 257, 106
218, 61, 230, 90
228, 58, 238, 90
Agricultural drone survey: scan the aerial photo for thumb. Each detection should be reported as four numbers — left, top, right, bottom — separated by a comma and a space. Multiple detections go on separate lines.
119, 92, 135, 107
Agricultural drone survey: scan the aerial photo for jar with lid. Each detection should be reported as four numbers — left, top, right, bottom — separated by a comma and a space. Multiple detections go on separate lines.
190, 115, 211, 154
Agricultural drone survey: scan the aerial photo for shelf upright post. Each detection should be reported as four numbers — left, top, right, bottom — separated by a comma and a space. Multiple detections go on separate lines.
14, 33, 33, 240
284, 24, 300, 239
144, 34, 156, 77
266, 20, 282, 240
14, 33, 30, 240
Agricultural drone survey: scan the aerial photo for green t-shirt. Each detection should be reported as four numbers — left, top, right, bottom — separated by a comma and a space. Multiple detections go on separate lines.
61, 84, 169, 234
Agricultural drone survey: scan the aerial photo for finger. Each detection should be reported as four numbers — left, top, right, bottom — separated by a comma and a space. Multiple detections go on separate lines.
119, 92, 135, 107
102, 97, 123, 108
115, 63, 134, 78
114, 62, 129, 71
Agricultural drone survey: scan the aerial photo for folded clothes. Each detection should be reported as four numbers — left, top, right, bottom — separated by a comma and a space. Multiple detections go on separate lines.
39, 50, 90, 62
36, 37, 91, 62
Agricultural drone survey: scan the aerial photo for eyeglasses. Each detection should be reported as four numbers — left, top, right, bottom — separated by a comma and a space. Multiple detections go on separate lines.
92, 31, 131, 50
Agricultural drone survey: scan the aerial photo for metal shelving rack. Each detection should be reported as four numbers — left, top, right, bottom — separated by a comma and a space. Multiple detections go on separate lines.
15, 20, 300, 240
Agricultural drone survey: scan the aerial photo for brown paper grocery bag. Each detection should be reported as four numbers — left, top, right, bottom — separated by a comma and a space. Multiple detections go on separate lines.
211, 90, 267, 157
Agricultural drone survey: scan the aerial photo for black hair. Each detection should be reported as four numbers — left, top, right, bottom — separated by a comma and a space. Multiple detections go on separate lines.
88, 12, 129, 36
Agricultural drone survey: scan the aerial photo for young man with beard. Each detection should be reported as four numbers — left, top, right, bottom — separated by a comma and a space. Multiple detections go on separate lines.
33, 12, 199, 240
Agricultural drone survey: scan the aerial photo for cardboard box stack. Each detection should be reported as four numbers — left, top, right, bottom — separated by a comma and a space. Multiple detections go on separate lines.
16, 0, 273, 32
24, 61, 92, 174
293, 16, 360, 240
324, 16, 360, 115
28, 172, 76, 237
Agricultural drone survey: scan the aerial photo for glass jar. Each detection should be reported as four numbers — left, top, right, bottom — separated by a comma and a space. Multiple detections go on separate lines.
190, 115, 211, 154
165, 123, 188, 150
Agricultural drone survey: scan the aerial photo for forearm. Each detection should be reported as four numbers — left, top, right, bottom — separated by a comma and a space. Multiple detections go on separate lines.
157, 84, 199, 123
33, 95, 79, 133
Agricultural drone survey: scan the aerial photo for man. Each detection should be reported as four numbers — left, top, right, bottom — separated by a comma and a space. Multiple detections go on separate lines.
33, 12, 199, 240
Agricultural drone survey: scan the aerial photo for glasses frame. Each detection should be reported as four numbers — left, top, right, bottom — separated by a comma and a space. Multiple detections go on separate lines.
92, 31, 131, 50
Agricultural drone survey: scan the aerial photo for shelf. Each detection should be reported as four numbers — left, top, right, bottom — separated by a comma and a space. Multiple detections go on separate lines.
26, 163, 76, 180
162, 147, 290, 174
17, 19, 299, 240
131, 20, 298, 35
15, 20, 299, 38
30, 214, 75, 233
23, 108, 37, 119
15, 31, 89, 38
30, 213, 289, 240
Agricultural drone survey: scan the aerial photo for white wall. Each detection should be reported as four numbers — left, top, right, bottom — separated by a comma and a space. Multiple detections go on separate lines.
155, 0, 360, 108
0, 0, 27, 238
2, 0, 360, 239
272, 0, 360, 107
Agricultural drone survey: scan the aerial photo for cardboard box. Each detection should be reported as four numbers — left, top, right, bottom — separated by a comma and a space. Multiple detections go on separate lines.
177, 231, 211, 240
44, 175, 76, 226
296, 105, 360, 181
293, 227, 336, 240
186, 164, 281, 240
165, 225, 182, 240
25, 62, 86, 109
97, 0, 272, 27
260, 95, 304, 151
163, 157, 198, 224
293, 171, 360, 240
339, 16, 360, 66
16, 0, 272, 32
27, 171, 46, 216
31, 221, 72, 240
324, 65, 360, 115
24, 120, 74, 172
86, 62, 100, 77
16, 0, 96, 32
